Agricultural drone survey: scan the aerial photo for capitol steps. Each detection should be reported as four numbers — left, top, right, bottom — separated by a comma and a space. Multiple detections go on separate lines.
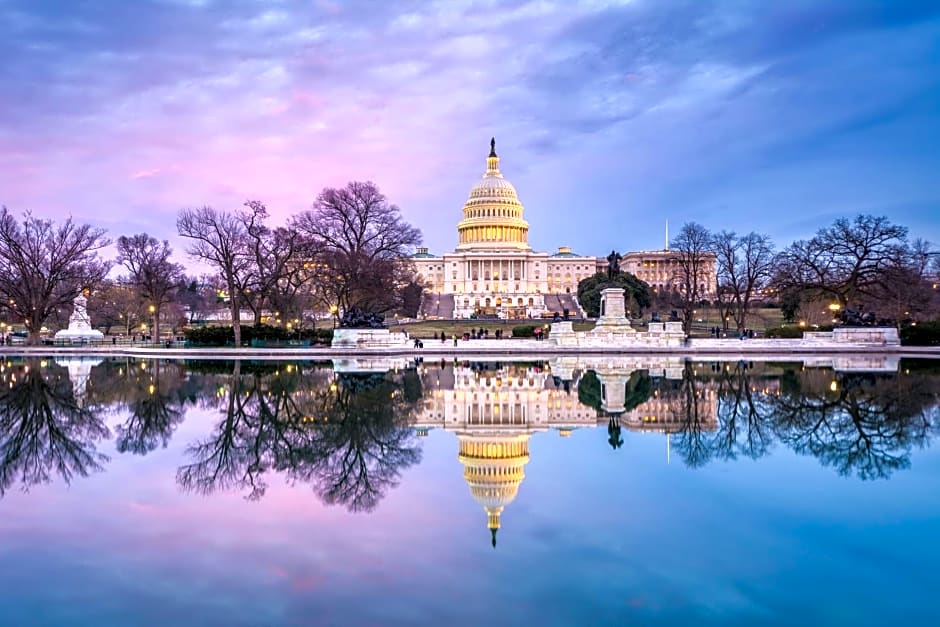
543, 293, 584, 319
418, 293, 455, 319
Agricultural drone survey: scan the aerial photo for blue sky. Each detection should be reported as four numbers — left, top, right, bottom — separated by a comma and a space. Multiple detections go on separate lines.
1, 0, 938, 259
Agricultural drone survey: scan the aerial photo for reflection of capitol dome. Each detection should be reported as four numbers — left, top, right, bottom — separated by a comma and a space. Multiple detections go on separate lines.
456, 138, 531, 252
457, 433, 530, 548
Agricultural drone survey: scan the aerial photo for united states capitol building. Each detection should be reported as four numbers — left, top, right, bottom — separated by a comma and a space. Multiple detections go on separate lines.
412, 139, 716, 319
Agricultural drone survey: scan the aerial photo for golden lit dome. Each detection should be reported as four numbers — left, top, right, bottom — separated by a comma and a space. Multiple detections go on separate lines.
456, 138, 531, 252
457, 433, 531, 548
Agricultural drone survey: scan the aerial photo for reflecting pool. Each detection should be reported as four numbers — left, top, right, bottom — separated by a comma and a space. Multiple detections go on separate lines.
1, 355, 938, 626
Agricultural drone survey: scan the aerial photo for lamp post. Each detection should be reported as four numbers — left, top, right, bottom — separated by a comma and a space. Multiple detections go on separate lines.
828, 302, 841, 324
329, 304, 338, 329
149, 304, 156, 343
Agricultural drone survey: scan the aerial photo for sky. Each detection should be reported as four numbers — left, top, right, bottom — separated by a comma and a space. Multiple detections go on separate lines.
1, 0, 939, 263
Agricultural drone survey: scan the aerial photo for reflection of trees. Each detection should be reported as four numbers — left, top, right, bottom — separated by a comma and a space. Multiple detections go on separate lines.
87, 359, 196, 455
669, 365, 714, 468
0, 359, 110, 495
177, 360, 314, 500
712, 362, 774, 461
287, 372, 423, 511
668, 362, 938, 480
177, 363, 423, 511
769, 369, 936, 480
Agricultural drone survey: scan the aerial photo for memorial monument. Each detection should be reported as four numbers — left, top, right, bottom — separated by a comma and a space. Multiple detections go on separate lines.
54, 293, 104, 342
331, 306, 410, 349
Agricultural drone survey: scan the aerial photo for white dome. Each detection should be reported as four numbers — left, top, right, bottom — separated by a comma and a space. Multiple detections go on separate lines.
456, 139, 531, 252
469, 174, 518, 195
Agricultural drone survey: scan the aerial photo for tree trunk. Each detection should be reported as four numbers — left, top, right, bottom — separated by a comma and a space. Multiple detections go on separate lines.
25, 319, 42, 345
153, 305, 161, 345
230, 301, 242, 347
225, 275, 241, 347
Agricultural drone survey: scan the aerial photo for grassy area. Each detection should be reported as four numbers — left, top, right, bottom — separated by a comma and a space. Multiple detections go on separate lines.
390, 319, 596, 338
686, 307, 785, 330
392, 308, 785, 339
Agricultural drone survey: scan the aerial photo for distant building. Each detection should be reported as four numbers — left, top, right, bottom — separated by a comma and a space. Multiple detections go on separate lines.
619, 249, 717, 300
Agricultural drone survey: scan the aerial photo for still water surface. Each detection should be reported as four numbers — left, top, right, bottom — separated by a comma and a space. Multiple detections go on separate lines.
0, 355, 938, 626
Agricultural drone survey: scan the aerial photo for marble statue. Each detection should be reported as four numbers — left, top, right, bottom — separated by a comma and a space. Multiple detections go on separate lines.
54, 293, 104, 342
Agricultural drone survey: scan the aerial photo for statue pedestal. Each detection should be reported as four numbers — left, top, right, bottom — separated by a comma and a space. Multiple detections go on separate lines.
590, 288, 636, 338
549, 321, 579, 347
646, 322, 686, 347
331, 328, 410, 349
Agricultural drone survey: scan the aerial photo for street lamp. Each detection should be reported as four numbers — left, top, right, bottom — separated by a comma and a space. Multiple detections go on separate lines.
329, 304, 338, 329
828, 302, 841, 324
149, 304, 156, 343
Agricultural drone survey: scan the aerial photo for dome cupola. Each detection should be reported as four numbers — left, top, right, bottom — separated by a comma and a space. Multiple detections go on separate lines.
456, 138, 531, 252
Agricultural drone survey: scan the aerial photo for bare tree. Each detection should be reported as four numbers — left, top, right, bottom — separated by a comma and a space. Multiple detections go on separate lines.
712, 231, 775, 332
774, 215, 908, 312
871, 238, 939, 322
292, 181, 422, 315
87, 279, 144, 336
240, 201, 305, 325
177, 207, 250, 346
176, 275, 221, 324
670, 222, 713, 334
117, 234, 184, 344
0, 208, 110, 344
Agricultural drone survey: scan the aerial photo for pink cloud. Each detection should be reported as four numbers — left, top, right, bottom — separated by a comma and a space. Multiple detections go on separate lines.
131, 167, 162, 180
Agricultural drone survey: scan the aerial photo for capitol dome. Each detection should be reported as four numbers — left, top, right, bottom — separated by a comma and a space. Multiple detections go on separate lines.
457, 433, 531, 548
456, 138, 531, 252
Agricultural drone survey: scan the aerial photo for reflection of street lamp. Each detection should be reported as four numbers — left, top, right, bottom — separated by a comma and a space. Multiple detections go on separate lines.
329, 304, 338, 329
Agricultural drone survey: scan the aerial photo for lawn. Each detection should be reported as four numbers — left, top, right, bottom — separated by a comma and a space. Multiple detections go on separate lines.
392, 307, 785, 339
389, 319, 596, 339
